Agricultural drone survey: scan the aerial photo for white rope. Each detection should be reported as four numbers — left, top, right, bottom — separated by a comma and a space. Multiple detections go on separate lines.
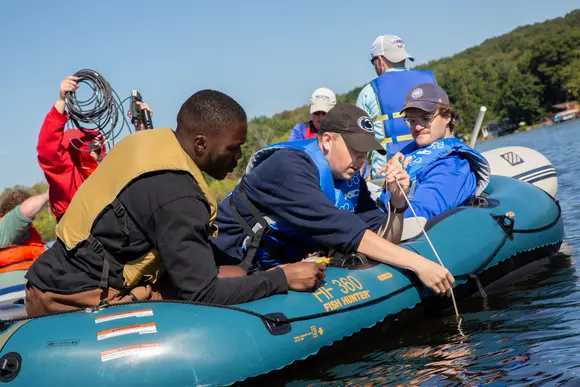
391, 172, 462, 322
378, 200, 391, 238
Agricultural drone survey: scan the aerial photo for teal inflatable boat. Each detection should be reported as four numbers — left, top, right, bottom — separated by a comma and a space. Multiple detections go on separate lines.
0, 160, 564, 386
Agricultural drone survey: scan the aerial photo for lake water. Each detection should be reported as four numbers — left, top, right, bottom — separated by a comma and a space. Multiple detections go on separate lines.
252, 120, 580, 387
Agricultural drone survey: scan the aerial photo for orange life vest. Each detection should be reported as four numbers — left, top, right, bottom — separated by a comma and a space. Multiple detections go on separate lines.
0, 224, 46, 274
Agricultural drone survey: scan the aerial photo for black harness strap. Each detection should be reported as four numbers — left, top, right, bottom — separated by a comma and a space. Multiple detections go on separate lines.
229, 192, 263, 271
86, 235, 112, 301
231, 178, 305, 270
86, 198, 132, 303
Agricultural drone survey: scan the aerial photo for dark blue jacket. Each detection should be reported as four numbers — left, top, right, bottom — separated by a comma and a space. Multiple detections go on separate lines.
210, 149, 385, 265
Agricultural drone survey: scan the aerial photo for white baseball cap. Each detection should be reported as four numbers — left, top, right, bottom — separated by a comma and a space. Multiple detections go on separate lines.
370, 34, 414, 63
309, 87, 337, 114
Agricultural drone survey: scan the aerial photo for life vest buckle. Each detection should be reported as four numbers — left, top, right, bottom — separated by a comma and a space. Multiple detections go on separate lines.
89, 237, 104, 255
112, 200, 126, 218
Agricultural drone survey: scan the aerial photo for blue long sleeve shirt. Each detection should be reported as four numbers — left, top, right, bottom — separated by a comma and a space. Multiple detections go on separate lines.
382, 154, 476, 220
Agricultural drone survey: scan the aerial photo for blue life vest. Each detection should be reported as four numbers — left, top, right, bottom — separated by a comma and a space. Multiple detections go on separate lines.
379, 138, 490, 211
238, 139, 361, 269
370, 70, 436, 157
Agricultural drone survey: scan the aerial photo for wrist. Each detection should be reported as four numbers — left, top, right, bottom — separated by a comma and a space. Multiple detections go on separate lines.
389, 198, 408, 213
54, 99, 66, 115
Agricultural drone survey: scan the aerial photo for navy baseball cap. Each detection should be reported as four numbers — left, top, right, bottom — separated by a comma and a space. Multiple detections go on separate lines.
401, 83, 450, 113
320, 103, 386, 155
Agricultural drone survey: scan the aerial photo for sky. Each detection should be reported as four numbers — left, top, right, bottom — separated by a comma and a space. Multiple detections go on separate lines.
0, 0, 578, 188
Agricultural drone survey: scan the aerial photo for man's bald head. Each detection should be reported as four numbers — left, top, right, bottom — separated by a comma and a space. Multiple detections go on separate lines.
175, 90, 248, 180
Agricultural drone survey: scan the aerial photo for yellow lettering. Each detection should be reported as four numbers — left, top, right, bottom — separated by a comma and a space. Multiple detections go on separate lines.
312, 286, 334, 302
347, 276, 363, 290
339, 290, 372, 306
340, 277, 357, 292
322, 286, 334, 299
323, 299, 343, 311
332, 279, 349, 294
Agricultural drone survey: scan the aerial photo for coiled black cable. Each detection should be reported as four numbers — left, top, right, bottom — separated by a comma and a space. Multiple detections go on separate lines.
64, 69, 133, 151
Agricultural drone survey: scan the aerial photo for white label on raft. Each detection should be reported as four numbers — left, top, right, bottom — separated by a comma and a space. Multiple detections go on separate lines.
94, 309, 153, 324
97, 322, 157, 341
101, 343, 160, 362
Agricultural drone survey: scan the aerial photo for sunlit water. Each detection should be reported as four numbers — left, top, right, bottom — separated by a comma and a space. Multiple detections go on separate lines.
248, 120, 580, 387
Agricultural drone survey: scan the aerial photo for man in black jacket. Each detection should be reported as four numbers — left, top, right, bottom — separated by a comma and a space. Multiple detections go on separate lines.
25, 90, 325, 316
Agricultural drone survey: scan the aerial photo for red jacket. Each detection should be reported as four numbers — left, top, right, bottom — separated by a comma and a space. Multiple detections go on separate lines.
37, 107, 107, 219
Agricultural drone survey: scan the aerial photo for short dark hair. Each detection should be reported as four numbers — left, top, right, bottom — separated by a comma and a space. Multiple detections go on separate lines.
436, 104, 456, 133
0, 189, 30, 217
176, 89, 246, 135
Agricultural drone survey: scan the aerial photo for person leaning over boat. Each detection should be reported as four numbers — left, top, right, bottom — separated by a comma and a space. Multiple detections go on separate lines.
378, 83, 490, 220
211, 103, 455, 296
288, 88, 337, 141
356, 34, 436, 180
37, 75, 154, 220
0, 190, 49, 271
24, 89, 326, 316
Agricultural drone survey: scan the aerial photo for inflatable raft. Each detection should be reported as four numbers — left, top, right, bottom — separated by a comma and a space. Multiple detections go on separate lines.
0, 146, 564, 386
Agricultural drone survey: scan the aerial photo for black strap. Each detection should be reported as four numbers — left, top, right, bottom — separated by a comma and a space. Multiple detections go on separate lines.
229, 192, 262, 270
86, 235, 113, 301
111, 198, 129, 238
239, 178, 269, 230
232, 176, 326, 270
231, 177, 302, 270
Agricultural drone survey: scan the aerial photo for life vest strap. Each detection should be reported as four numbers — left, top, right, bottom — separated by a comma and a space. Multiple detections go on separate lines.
380, 134, 414, 145
374, 112, 404, 122
86, 235, 112, 299
84, 198, 132, 301
232, 177, 308, 271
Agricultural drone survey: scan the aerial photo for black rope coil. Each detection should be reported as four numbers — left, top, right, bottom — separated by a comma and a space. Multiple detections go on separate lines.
64, 69, 133, 151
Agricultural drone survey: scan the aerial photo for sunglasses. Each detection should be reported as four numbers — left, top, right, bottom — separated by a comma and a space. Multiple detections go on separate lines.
403, 113, 438, 127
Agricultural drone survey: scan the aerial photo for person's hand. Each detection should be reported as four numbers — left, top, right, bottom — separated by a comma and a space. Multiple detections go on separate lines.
59, 76, 79, 102
128, 102, 153, 131
89, 134, 105, 162
279, 262, 326, 291
378, 153, 412, 209
411, 258, 455, 296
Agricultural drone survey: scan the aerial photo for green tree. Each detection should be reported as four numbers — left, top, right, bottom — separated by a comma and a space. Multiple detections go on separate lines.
562, 57, 580, 99
499, 68, 544, 125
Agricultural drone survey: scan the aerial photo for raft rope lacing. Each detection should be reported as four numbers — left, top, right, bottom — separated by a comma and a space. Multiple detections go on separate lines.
0, 197, 562, 329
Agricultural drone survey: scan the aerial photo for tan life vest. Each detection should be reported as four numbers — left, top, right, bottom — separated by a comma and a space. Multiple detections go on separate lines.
56, 128, 218, 288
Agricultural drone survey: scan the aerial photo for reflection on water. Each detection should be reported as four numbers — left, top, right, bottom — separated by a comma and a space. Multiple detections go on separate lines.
247, 121, 580, 387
